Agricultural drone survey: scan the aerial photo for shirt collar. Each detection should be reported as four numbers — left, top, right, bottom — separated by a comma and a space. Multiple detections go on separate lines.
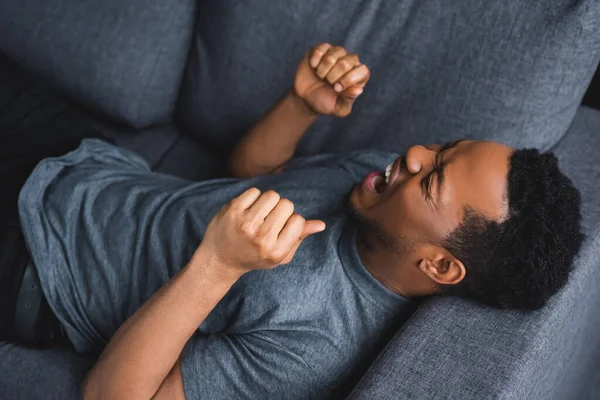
338, 221, 408, 310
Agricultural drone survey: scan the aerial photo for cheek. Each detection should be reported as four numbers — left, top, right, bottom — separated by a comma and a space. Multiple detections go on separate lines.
379, 185, 449, 244
371, 185, 422, 229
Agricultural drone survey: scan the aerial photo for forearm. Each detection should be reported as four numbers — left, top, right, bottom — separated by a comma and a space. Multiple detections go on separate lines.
229, 90, 318, 178
82, 249, 240, 400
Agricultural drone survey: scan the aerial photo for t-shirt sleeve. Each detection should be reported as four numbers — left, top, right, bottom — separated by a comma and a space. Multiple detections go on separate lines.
285, 151, 398, 180
181, 332, 326, 399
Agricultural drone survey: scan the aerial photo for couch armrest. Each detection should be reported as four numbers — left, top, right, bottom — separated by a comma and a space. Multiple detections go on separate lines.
349, 227, 600, 400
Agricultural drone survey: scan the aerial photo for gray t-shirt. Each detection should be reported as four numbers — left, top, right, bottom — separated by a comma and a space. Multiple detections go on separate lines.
19, 139, 409, 399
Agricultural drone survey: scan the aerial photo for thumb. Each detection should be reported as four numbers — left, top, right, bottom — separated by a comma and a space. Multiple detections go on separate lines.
342, 85, 363, 101
335, 86, 363, 116
301, 220, 326, 239
280, 220, 326, 265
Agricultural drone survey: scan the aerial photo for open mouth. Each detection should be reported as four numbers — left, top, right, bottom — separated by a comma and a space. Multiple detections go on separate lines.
363, 163, 394, 194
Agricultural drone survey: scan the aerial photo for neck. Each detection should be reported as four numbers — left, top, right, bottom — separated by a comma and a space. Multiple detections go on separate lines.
356, 232, 410, 298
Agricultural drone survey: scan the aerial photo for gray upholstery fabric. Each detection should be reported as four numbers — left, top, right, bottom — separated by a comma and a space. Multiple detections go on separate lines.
552, 106, 600, 234
348, 106, 600, 400
583, 369, 600, 400
94, 122, 225, 181
177, 0, 600, 156
0, 0, 196, 128
93, 123, 182, 169
151, 132, 225, 181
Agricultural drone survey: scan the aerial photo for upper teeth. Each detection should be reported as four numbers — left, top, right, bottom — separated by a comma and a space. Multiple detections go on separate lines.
385, 164, 392, 183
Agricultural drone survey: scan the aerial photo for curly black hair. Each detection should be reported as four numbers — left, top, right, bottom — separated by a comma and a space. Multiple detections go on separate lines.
442, 149, 584, 310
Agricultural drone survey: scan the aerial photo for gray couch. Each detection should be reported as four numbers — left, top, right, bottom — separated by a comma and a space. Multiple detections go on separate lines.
1, 1, 599, 399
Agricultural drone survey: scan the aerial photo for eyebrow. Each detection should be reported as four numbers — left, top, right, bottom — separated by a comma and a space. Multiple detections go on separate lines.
434, 140, 463, 196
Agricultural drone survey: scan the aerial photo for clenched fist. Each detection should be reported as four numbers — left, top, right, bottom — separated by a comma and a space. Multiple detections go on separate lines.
196, 188, 326, 277
294, 43, 370, 117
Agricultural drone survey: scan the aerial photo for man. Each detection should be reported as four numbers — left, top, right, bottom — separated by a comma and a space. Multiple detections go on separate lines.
0, 44, 583, 399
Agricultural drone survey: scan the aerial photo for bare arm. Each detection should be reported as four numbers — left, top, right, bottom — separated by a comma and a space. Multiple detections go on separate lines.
228, 91, 318, 178
228, 43, 370, 178
82, 188, 325, 400
81, 250, 238, 400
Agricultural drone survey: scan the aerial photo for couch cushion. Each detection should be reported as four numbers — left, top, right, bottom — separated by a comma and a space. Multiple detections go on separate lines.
0, 0, 196, 128
151, 133, 226, 181
348, 106, 600, 399
96, 122, 225, 182
551, 106, 600, 234
178, 1, 600, 156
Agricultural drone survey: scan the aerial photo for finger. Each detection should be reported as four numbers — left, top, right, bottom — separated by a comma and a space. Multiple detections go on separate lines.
302, 220, 327, 238
245, 190, 280, 221
333, 87, 363, 117
280, 238, 303, 265
316, 46, 348, 79
230, 187, 262, 211
279, 220, 326, 264
259, 198, 295, 237
325, 54, 360, 86
309, 43, 332, 68
277, 214, 306, 249
335, 64, 370, 93
341, 86, 364, 101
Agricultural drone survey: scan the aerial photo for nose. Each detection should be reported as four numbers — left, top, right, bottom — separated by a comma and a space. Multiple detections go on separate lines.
405, 145, 435, 175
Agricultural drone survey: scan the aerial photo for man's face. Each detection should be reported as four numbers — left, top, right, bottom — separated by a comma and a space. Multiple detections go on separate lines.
349, 140, 514, 257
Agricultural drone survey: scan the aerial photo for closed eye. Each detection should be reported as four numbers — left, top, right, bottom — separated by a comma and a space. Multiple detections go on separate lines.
422, 151, 445, 201
422, 172, 434, 200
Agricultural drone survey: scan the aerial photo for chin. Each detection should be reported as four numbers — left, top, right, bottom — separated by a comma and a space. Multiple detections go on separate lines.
347, 195, 398, 253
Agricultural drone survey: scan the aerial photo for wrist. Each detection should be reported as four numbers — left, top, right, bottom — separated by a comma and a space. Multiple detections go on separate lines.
188, 246, 244, 288
288, 89, 320, 119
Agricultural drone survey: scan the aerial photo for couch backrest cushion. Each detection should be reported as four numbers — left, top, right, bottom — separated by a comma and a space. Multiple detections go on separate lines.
177, 0, 600, 155
0, 0, 196, 128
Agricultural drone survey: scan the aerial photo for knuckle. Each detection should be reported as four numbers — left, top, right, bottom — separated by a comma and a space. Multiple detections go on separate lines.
338, 59, 351, 70
346, 75, 359, 85
290, 214, 305, 226
255, 239, 270, 255
258, 239, 275, 257
228, 202, 243, 213
240, 220, 255, 236
279, 198, 294, 211
255, 230, 271, 245
270, 248, 287, 262
242, 187, 261, 198
264, 190, 280, 202
324, 55, 337, 65
224, 206, 240, 220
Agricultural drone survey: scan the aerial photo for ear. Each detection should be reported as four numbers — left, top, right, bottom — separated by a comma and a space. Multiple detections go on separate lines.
417, 245, 466, 285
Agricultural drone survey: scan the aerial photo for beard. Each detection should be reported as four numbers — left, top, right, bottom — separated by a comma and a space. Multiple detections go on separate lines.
346, 200, 402, 253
